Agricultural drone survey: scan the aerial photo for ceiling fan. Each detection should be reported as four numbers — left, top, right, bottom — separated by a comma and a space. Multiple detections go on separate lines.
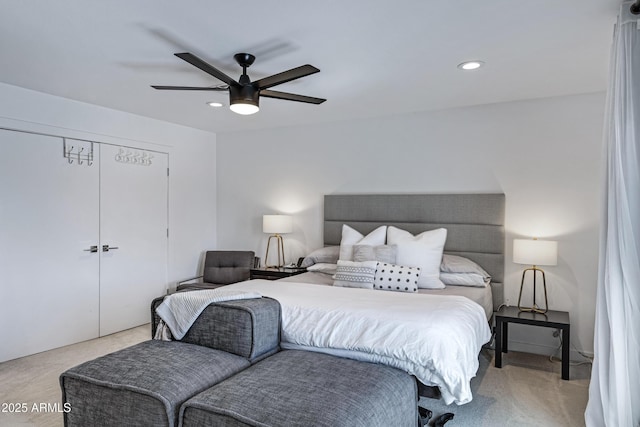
152, 52, 326, 115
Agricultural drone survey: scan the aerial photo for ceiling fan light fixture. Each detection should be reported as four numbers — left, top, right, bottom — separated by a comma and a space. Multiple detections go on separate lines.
230, 102, 260, 115
457, 60, 485, 71
229, 85, 260, 115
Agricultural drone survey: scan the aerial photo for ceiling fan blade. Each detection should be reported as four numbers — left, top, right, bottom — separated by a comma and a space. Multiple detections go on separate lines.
151, 85, 228, 91
260, 89, 326, 104
254, 65, 320, 90
174, 52, 238, 86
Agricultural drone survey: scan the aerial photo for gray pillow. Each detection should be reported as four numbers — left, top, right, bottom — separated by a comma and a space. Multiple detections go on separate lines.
440, 255, 491, 287
301, 246, 340, 267
353, 244, 397, 264
440, 272, 489, 287
440, 254, 490, 276
306, 263, 338, 275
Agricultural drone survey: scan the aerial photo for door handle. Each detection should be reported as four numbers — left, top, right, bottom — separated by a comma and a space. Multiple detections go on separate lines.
102, 245, 120, 252
83, 245, 98, 253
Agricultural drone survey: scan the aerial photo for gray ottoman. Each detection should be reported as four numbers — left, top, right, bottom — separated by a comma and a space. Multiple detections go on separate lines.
180, 350, 419, 427
151, 296, 281, 363
60, 340, 250, 427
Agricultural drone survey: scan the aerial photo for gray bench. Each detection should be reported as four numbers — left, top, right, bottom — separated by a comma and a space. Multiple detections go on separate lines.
60, 340, 249, 427
180, 350, 419, 427
62, 296, 421, 427
62, 297, 281, 427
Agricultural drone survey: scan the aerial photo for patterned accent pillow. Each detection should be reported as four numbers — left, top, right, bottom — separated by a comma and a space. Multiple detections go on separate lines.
374, 262, 420, 293
333, 260, 378, 289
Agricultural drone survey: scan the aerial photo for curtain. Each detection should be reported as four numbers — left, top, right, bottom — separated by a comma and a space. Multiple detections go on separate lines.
585, 2, 640, 426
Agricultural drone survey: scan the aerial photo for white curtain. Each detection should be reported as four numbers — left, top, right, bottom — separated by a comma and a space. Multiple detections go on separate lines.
585, 2, 640, 426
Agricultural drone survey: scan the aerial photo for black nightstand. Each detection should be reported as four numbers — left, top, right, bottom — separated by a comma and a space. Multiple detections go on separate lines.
250, 267, 307, 281
495, 305, 571, 380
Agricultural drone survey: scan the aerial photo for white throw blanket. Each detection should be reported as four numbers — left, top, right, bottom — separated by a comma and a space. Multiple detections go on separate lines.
154, 288, 262, 340
228, 279, 491, 405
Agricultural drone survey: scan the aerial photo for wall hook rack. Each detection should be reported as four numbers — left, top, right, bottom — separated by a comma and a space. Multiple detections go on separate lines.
66, 144, 74, 164
115, 147, 153, 166
63, 138, 94, 166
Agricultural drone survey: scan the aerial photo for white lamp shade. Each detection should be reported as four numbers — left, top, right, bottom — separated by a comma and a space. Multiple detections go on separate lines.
262, 215, 293, 234
513, 239, 558, 266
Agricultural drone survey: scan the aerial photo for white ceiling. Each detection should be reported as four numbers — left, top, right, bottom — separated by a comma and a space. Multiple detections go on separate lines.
0, 0, 619, 134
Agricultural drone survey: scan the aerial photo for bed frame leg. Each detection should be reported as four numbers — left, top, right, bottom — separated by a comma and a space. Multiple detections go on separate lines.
418, 407, 432, 427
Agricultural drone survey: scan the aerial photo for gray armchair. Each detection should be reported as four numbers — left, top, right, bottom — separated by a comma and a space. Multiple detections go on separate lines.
177, 251, 258, 291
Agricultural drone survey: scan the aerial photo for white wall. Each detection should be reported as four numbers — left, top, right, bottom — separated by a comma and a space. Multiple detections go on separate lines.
0, 82, 217, 289
216, 92, 605, 358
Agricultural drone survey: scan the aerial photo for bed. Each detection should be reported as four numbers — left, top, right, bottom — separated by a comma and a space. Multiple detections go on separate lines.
229, 193, 505, 405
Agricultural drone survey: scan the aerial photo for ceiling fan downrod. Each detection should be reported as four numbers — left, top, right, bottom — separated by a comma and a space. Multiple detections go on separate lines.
234, 53, 255, 85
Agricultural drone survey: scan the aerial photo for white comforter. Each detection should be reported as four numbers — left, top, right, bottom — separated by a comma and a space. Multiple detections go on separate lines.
229, 279, 491, 405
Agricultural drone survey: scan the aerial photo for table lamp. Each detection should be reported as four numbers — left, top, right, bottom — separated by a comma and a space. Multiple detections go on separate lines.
513, 238, 558, 314
263, 215, 293, 268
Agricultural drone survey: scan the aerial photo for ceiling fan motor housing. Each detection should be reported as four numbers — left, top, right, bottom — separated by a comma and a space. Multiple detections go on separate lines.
229, 84, 260, 108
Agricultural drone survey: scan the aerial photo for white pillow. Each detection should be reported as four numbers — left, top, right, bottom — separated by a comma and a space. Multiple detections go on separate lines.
338, 224, 387, 261
333, 260, 377, 289
387, 226, 447, 289
306, 263, 338, 275
374, 262, 420, 293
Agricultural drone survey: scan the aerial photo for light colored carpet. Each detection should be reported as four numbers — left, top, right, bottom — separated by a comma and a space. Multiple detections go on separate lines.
0, 326, 590, 427
0, 324, 150, 427
419, 348, 591, 427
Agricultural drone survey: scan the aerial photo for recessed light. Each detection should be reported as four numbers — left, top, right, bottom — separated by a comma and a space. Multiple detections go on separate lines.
207, 101, 223, 108
457, 61, 484, 71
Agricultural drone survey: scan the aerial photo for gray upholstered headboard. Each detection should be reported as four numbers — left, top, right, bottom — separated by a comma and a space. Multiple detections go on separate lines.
323, 193, 505, 309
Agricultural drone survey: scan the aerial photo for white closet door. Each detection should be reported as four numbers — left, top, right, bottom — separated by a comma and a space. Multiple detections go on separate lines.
99, 144, 168, 336
0, 130, 100, 362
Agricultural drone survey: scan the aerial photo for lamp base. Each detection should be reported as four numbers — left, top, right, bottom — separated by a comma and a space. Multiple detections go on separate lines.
517, 267, 548, 314
264, 234, 285, 268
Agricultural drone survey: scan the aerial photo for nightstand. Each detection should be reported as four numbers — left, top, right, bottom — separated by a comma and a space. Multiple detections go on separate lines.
250, 267, 307, 281
495, 305, 570, 380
